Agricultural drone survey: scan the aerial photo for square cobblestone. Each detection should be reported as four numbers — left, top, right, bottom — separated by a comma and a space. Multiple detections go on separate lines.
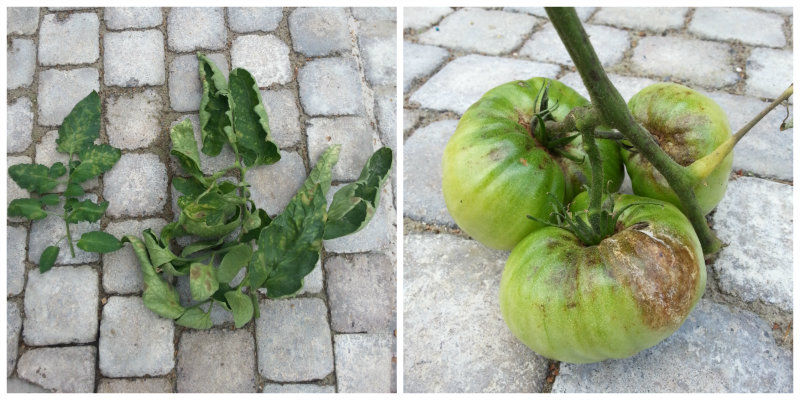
103, 218, 169, 294
417, 8, 538, 55
7, 38, 35, 90
103, 152, 168, 217
298, 57, 364, 116
245, 150, 306, 217
288, 7, 351, 56
16, 346, 96, 393
7, 225, 27, 297
403, 7, 454, 30
591, 7, 688, 31
7, 97, 34, 153
169, 53, 228, 112
38, 13, 99, 66
262, 383, 336, 393
169, 114, 236, 175
323, 183, 395, 254
7, 7, 40, 35
106, 89, 163, 149
631, 36, 738, 88
334, 334, 393, 392
29, 195, 101, 265
228, 7, 283, 33
358, 20, 397, 87
23, 265, 98, 345
7, 301, 22, 377
177, 329, 257, 392
520, 23, 629, 67
689, 8, 786, 48
97, 378, 172, 393
104, 30, 166, 87
351, 7, 396, 21
167, 7, 226, 52
403, 41, 450, 92
504, 7, 596, 21
105, 7, 162, 29
99, 296, 175, 377
306, 116, 378, 181
37, 68, 99, 126
261, 89, 302, 148
374, 86, 397, 152
326, 253, 395, 333
231, 34, 291, 87
256, 298, 334, 382
745, 48, 792, 100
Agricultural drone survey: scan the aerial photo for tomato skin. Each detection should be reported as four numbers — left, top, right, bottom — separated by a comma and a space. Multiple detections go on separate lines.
442, 78, 623, 250
499, 193, 705, 363
623, 82, 733, 215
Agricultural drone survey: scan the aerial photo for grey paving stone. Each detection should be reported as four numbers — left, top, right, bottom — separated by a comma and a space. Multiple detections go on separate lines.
552, 299, 792, 392
228, 7, 283, 33
703, 91, 792, 180
23, 265, 98, 345
106, 89, 163, 149
591, 7, 688, 31
169, 52, 228, 112
231, 34, 291, 87
306, 116, 377, 181
403, 119, 458, 227
7, 156, 31, 219
404, 7, 454, 30
409, 55, 560, 114
403, 42, 449, 92
246, 150, 306, 217
746, 48, 793, 100
757, 7, 793, 15
104, 152, 168, 217
334, 334, 393, 393
167, 7, 226, 52
711, 177, 792, 311
358, 20, 397, 87
298, 57, 364, 116
99, 296, 175, 377
403, 108, 422, 134
97, 378, 173, 393
37, 68, 100, 126
7, 302, 21, 377
7, 225, 27, 297
374, 86, 397, 152
323, 183, 395, 254
7, 97, 33, 153
105, 7, 162, 29
404, 233, 548, 392
7, 38, 35, 90
630, 36, 738, 88
103, 218, 169, 294
16, 346, 96, 393
104, 30, 165, 87
256, 298, 334, 382
689, 8, 786, 48
261, 88, 302, 148
288, 7, 350, 57
170, 114, 236, 175
351, 7, 396, 21
326, 253, 395, 333
177, 329, 256, 393
417, 8, 538, 56
7, 377, 50, 393
262, 383, 336, 393
504, 7, 596, 21
38, 13, 99, 66
7, 7, 40, 35
29, 195, 101, 265
558, 72, 659, 102
520, 23, 629, 67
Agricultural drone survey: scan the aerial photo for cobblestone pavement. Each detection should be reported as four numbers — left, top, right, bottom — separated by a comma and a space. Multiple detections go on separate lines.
7, 7, 397, 393
403, 7, 793, 393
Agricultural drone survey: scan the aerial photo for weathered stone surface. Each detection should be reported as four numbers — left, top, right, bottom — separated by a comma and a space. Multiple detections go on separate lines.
102, 218, 168, 294
404, 233, 548, 392
7, 7, 40, 35
167, 7, 226, 52
256, 298, 334, 382
409, 55, 560, 114
351, 7, 396, 21
7, 97, 33, 154
169, 52, 228, 112
99, 296, 175, 377
417, 8, 538, 55
231, 34, 291, 86
104, 30, 166, 87
262, 383, 336, 393
592, 7, 688, 31
334, 334, 393, 393
306, 116, 377, 181
23, 265, 98, 345
326, 253, 395, 333
403, 7, 454, 30
106, 89, 163, 149
97, 378, 173, 393
323, 183, 395, 254
552, 300, 793, 392
104, 153, 168, 217
261, 88, 302, 149
7, 377, 50, 393
298, 58, 364, 116
38, 13, 99, 66
28, 196, 100, 265
177, 329, 256, 392
169, 114, 236, 175
631, 36, 738, 88
357, 20, 397, 86
689, 8, 786, 48
7, 38, 35, 90
288, 7, 350, 56
520, 23, 629, 67
246, 150, 306, 217
746, 48, 793, 100
7, 301, 22, 377
403, 42, 449, 92
37, 68, 100, 126
6, 225, 27, 297
504, 7, 596, 21
16, 346, 96, 393
105, 7, 163, 29
228, 7, 283, 33
374, 86, 397, 152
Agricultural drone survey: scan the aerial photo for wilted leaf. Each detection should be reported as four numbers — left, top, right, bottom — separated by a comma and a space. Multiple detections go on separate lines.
175, 306, 212, 330
228, 68, 280, 167
170, 119, 205, 180
224, 290, 254, 328
198, 53, 233, 156
189, 262, 218, 301
123, 235, 185, 319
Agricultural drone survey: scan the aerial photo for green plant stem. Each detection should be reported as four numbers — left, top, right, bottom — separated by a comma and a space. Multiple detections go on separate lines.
64, 152, 76, 257
546, 7, 722, 255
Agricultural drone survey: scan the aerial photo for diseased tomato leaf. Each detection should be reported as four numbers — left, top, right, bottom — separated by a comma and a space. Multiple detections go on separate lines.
175, 306, 212, 330
71, 144, 121, 183
77, 231, 122, 253
224, 290, 253, 328
8, 164, 60, 194
227, 68, 280, 167
48, 162, 67, 178
56, 91, 100, 155
172, 176, 207, 197
64, 182, 85, 198
170, 119, 205, 181
65, 199, 108, 223
197, 53, 233, 157
8, 198, 48, 220
189, 262, 218, 302
217, 243, 252, 284
123, 235, 186, 319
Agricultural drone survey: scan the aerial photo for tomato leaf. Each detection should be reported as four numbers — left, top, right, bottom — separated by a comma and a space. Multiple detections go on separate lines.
48, 162, 67, 178
241, 208, 271, 243
224, 290, 253, 328
172, 176, 207, 197
64, 182, 85, 198
217, 243, 252, 284
324, 147, 392, 240
228, 68, 280, 167
189, 262, 218, 301
175, 306, 212, 330
8, 164, 60, 194
170, 119, 205, 181
65, 199, 108, 223
40, 194, 60, 206
39, 246, 60, 273
142, 229, 181, 268
71, 144, 121, 183
123, 235, 186, 319
56, 91, 100, 155
77, 231, 122, 253
8, 198, 48, 220
198, 53, 233, 157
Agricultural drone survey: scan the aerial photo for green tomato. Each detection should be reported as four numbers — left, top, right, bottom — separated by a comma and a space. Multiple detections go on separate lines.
623, 82, 733, 215
499, 193, 706, 363
442, 78, 623, 250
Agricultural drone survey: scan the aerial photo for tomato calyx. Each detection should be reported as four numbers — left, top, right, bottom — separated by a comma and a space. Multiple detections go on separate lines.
530, 82, 583, 162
